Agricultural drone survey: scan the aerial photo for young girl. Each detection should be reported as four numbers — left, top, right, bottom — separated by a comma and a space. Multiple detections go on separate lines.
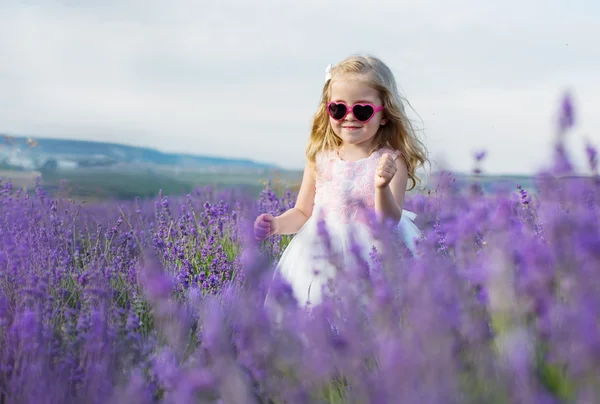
254, 54, 428, 307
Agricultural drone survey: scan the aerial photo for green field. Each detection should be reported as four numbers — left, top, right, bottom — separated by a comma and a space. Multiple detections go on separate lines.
37, 167, 303, 200
1, 165, 542, 202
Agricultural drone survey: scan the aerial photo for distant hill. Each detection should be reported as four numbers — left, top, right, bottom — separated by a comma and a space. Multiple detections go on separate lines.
0, 134, 278, 170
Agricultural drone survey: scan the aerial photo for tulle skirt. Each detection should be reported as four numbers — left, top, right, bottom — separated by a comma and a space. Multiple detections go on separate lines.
269, 209, 421, 307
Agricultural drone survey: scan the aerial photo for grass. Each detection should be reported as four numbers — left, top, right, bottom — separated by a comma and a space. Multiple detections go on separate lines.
0, 166, 304, 200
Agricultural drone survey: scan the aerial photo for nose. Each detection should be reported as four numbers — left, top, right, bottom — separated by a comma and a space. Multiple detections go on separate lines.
344, 111, 356, 121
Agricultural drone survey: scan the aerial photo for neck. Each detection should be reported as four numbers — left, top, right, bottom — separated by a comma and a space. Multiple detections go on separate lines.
339, 139, 376, 161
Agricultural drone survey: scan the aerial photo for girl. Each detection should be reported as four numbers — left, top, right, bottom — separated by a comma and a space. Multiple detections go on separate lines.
254, 54, 428, 307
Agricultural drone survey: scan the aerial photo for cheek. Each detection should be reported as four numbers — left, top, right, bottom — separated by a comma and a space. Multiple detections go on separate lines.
372, 113, 385, 126
365, 119, 382, 135
329, 118, 342, 133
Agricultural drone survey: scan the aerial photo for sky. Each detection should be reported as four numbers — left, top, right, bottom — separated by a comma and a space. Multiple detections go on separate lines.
0, 0, 598, 175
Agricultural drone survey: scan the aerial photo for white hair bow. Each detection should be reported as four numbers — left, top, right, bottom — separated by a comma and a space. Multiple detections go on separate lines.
325, 63, 332, 81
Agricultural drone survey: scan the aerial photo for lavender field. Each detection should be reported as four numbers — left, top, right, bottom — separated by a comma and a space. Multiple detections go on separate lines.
0, 98, 599, 404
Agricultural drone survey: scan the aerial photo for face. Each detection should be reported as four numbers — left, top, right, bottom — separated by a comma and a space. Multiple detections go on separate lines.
328, 76, 387, 148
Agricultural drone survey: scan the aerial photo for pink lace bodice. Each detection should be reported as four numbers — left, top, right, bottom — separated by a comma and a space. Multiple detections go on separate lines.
313, 147, 400, 223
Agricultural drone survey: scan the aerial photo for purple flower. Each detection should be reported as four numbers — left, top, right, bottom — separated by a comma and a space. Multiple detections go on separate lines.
0, 103, 598, 403
558, 91, 575, 133
585, 142, 598, 172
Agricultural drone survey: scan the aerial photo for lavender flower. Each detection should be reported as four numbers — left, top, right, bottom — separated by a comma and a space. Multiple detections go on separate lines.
0, 92, 598, 402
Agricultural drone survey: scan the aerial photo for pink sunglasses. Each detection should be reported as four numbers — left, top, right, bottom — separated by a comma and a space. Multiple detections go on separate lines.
326, 101, 385, 123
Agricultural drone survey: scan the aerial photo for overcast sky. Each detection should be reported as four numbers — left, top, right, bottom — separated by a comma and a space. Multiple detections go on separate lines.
1, 0, 598, 174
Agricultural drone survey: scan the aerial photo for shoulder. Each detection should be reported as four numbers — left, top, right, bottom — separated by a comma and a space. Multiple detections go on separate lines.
314, 148, 336, 177
316, 148, 336, 165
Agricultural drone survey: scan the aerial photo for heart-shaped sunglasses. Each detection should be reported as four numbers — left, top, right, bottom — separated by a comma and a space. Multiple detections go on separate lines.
326, 101, 385, 123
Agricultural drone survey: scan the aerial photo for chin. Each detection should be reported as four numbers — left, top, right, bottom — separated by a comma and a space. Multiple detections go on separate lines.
342, 137, 362, 144
340, 129, 363, 138
337, 134, 357, 143
343, 132, 375, 143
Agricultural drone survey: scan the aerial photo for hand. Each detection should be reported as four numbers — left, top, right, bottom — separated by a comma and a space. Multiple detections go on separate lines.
254, 213, 278, 240
374, 153, 397, 189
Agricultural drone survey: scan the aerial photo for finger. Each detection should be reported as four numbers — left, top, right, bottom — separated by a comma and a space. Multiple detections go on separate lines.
379, 161, 392, 171
257, 221, 270, 229
384, 166, 396, 175
380, 164, 394, 173
260, 214, 273, 223
256, 228, 269, 238
379, 168, 395, 177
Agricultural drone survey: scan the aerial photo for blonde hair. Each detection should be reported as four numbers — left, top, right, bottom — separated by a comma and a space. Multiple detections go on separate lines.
306, 54, 428, 190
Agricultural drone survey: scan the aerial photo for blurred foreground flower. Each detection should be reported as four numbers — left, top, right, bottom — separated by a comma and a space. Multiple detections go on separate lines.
0, 92, 597, 402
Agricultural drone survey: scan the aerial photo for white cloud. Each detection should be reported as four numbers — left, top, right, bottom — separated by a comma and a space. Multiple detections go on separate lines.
0, 0, 598, 174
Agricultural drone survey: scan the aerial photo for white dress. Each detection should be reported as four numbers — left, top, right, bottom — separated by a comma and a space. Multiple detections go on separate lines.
269, 147, 421, 307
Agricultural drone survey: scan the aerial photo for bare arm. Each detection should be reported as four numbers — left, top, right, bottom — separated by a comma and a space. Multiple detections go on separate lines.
374, 155, 408, 223
274, 163, 316, 235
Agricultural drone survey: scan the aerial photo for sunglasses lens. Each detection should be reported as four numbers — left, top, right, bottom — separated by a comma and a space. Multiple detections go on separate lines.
352, 105, 375, 122
328, 103, 347, 120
